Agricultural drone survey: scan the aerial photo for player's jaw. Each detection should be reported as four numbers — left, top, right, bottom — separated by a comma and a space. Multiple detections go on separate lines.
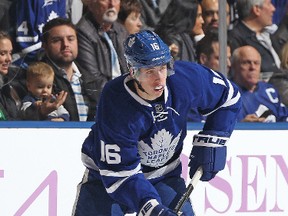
139, 81, 166, 101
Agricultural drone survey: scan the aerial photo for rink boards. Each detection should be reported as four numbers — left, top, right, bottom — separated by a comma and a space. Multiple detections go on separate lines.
0, 122, 287, 216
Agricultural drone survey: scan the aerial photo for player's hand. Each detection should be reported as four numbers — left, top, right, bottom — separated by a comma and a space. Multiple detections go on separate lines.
139, 199, 177, 216
151, 204, 177, 216
189, 134, 227, 181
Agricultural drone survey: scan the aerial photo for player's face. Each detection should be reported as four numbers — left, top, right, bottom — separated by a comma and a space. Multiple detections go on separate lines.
136, 65, 167, 101
44, 25, 78, 67
27, 75, 54, 100
0, 38, 12, 75
124, 11, 142, 34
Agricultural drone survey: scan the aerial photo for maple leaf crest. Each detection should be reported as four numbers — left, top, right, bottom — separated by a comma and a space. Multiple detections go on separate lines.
138, 129, 182, 167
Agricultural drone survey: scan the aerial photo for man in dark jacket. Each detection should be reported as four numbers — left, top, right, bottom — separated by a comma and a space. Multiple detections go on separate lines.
41, 17, 97, 121
76, 0, 129, 108
229, 0, 281, 81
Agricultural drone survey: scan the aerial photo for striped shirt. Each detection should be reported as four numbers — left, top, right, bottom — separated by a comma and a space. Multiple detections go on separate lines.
70, 63, 88, 121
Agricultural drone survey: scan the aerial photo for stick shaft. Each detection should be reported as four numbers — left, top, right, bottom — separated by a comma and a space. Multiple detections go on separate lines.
174, 166, 203, 214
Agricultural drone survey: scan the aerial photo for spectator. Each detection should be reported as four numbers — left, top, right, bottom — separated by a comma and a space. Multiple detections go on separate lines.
231, 45, 288, 122
0, 31, 27, 120
271, 11, 288, 56
229, 0, 281, 81
20, 62, 69, 121
196, 29, 231, 75
76, 0, 129, 108
155, 0, 201, 62
191, 2, 205, 43
138, 0, 172, 31
269, 41, 288, 106
118, 0, 143, 34
41, 17, 96, 121
9, 0, 66, 67
200, 0, 231, 33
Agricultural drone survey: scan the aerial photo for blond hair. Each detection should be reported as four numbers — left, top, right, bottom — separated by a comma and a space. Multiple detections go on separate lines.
280, 42, 288, 69
26, 62, 54, 82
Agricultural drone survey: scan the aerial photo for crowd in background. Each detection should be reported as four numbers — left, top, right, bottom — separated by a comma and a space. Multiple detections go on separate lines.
0, 0, 288, 123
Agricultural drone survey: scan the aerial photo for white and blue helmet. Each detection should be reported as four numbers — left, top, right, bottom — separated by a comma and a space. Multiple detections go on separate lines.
124, 30, 174, 75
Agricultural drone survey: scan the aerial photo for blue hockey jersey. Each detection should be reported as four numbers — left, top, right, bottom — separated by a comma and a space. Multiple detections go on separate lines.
12, 0, 66, 65
81, 61, 241, 212
237, 81, 288, 122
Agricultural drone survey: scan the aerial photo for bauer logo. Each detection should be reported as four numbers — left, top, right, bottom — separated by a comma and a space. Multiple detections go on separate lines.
193, 135, 227, 146
152, 55, 165, 62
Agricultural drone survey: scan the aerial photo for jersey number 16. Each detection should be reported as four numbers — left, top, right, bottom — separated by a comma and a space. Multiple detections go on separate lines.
100, 140, 121, 164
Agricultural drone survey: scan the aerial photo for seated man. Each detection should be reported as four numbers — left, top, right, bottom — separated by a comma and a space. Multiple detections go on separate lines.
229, 0, 281, 80
41, 18, 97, 121
200, 0, 231, 33
230, 45, 288, 122
196, 29, 231, 76
76, 0, 129, 109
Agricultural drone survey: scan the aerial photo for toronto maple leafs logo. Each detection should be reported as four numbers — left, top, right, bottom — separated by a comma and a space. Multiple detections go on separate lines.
138, 129, 182, 167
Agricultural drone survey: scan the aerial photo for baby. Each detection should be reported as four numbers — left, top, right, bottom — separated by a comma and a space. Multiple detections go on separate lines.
20, 62, 69, 121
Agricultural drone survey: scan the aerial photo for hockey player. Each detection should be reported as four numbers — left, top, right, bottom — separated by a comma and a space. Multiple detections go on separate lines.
72, 30, 241, 215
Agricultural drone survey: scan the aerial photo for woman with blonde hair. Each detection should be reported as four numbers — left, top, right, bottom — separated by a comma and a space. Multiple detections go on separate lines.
0, 31, 27, 120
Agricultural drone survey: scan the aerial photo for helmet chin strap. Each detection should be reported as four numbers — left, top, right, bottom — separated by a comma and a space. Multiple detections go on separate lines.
130, 67, 149, 95
134, 78, 149, 95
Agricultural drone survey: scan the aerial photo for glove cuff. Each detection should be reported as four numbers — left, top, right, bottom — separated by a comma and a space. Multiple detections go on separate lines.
193, 134, 229, 147
139, 199, 159, 216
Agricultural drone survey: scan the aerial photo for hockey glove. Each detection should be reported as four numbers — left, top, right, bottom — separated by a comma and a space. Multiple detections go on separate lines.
189, 134, 228, 181
139, 199, 177, 216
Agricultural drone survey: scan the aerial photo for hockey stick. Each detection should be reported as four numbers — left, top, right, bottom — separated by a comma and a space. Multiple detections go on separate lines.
174, 166, 203, 215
